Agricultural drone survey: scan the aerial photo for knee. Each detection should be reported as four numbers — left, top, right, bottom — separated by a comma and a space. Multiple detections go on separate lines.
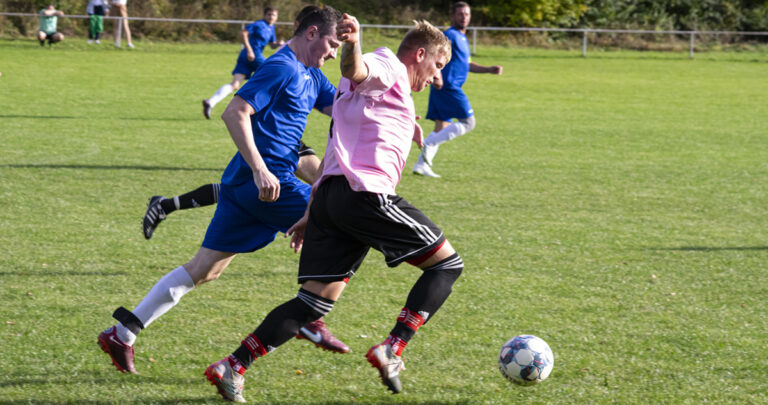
460, 116, 476, 132
183, 260, 221, 286
423, 252, 463, 282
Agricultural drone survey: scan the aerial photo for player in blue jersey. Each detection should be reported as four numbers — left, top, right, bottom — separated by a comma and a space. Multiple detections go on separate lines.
143, 7, 325, 242
98, 7, 346, 376
412, 1, 503, 178
202, 7, 285, 119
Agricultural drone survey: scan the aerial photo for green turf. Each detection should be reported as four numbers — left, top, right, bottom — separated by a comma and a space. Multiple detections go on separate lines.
1, 38, 767, 404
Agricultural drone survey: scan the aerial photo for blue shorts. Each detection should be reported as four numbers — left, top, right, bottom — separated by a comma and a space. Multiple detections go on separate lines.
426, 87, 474, 121
202, 177, 310, 253
231, 51, 264, 79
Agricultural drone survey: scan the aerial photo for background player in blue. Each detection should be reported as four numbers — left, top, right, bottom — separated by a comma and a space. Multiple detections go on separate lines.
202, 7, 285, 119
412, 1, 503, 178
98, 7, 346, 375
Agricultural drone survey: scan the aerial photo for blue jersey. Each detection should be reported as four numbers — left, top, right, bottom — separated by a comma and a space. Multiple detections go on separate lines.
221, 45, 336, 186
439, 27, 471, 90
239, 19, 276, 63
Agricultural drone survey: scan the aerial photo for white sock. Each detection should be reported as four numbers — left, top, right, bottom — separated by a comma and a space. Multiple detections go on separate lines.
208, 84, 234, 108
424, 116, 476, 147
117, 266, 195, 346
115, 323, 137, 346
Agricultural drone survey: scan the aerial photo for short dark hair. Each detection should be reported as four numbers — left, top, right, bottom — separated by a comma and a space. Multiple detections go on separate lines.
295, 5, 320, 24
264, 7, 276, 15
294, 6, 341, 37
451, 2, 470, 14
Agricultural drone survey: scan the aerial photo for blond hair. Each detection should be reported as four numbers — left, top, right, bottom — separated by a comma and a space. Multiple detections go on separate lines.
397, 20, 451, 61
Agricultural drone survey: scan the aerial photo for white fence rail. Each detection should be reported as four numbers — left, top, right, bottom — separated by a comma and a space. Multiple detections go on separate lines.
3, 12, 768, 58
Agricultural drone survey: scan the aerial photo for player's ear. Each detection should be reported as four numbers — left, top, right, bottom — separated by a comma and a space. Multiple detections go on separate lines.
415, 48, 426, 63
305, 25, 319, 40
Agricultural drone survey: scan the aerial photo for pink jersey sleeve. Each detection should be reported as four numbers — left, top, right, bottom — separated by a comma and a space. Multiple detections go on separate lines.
354, 48, 398, 97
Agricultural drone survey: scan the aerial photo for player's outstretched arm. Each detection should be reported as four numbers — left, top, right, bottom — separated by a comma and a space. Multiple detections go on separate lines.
222, 96, 281, 202
469, 62, 503, 75
241, 30, 256, 61
338, 14, 368, 84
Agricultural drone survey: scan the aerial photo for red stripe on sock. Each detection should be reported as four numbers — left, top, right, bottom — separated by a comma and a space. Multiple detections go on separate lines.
385, 335, 408, 357
241, 334, 268, 359
228, 355, 247, 375
397, 307, 425, 332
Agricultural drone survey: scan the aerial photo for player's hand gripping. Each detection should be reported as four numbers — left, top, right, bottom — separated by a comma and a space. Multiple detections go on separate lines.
286, 213, 309, 253
337, 13, 360, 44
252, 167, 281, 202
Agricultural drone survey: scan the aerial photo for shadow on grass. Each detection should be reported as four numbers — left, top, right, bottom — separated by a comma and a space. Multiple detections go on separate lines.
1, 370, 474, 404
0, 400, 473, 405
648, 246, 768, 251
1, 164, 221, 172
0, 270, 130, 277
0, 114, 195, 122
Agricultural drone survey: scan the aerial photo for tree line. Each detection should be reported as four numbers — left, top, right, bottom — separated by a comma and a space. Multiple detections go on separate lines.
2, 0, 766, 40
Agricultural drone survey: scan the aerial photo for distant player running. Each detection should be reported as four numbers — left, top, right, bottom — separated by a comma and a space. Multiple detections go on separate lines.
412, 1, 503, 178
202, 7, 285, 119
98, 7, 348, 375
204, 15, 462, 401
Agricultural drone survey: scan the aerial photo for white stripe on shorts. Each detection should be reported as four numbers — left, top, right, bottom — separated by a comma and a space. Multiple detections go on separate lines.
376, 194, 438, 244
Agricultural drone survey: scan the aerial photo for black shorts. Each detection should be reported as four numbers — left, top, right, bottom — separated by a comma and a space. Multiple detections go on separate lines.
298, 141, 315, 157
298, 176, 445, 282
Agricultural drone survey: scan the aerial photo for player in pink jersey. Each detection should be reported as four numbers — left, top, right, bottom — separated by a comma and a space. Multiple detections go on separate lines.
203, 14, 462, 399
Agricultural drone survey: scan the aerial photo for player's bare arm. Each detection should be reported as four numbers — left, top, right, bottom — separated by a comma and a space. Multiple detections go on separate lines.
222, 95, 281, 202
413, 115, 424, 148
338, 14, 368, 84
469, 62, 503, 75
241, 30, 256, 61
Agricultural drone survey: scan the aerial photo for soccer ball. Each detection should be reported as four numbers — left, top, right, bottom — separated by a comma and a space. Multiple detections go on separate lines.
498, 335, 554, 385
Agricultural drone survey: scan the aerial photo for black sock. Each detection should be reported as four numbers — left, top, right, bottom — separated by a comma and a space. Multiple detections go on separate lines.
162, 183, 220, 213
403, 253, 464, 324
233, 290, 333, 368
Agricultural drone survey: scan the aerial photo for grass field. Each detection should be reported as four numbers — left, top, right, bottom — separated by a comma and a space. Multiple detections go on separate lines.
1, 37, 767, 404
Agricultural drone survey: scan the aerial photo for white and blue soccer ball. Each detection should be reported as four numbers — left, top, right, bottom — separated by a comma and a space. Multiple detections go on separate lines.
498, 335, 554, 385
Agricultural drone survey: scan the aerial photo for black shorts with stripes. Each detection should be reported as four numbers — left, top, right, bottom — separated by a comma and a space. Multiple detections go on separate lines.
298, 175, 445, 283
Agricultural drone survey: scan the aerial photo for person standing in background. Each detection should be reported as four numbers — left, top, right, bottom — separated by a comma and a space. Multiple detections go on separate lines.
87, 0, 107, 44
110, 0, 134, 48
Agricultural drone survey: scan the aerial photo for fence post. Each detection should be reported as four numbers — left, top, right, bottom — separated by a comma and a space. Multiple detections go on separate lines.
240, 23, 245, 50
582, 29, 587, 57
116, 16, 123, 47
472, 28, 477, 55
359, 25, 363, 50
689, 32, 695, 59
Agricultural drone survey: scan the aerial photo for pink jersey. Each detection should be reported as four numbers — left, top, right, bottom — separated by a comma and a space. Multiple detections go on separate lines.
320, 47, 416, 195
